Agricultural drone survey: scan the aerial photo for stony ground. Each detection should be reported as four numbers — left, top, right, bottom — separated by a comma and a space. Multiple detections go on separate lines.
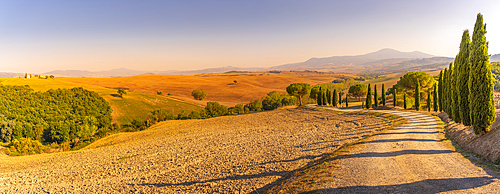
0, 107, 389, 193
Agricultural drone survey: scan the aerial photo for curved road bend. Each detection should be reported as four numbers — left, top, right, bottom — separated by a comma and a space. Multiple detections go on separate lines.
308, 105, 500, 193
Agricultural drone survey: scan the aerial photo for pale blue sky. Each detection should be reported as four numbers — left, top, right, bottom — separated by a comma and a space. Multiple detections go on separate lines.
1, 0, 499, 73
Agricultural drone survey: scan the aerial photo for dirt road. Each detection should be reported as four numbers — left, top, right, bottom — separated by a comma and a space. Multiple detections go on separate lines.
309, 109, 500, 193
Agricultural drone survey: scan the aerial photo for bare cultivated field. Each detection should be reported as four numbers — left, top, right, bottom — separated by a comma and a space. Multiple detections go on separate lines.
0, 107, 391, 193
60, 74, 338, 107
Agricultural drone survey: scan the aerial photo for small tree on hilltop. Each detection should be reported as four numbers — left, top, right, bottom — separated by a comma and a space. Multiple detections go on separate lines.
192, 89, 207, 100
382, 84, 386, 106
286, 83, 311, 106
117, 89, 127, 97
365, 84, 372, 109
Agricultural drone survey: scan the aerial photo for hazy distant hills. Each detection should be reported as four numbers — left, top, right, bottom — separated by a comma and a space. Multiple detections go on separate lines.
4, 49, 497, 78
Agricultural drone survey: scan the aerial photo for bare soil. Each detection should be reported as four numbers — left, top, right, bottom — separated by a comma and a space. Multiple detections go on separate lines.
0, 107, 390, 193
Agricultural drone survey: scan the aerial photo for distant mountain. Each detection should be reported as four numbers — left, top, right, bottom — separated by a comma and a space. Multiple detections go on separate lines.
491, 54, 500, 62
0, 72, 23, 77
171, 66, 262, 75
45, 68, 149, 77
270, 48, 435, 72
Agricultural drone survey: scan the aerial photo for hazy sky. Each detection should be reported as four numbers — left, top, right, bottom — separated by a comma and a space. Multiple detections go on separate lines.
1, 0, 499, 73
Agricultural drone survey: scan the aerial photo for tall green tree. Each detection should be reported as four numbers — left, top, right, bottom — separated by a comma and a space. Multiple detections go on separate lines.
457, 30, 472, 126
451, 61, 461, 123
415, 79, 420, 111
469, 13, 495, 134
438, 71, 443, 112
393, 88, 397, 107
286, 83, 311, 106
348, 84, 368, 102
333, 89, 338, 107
443, 68, 448, 113
427, 89, 431, 111
403, 93, 407, 109
327, 89, 332, 105
339, 91, 343, 108
374, 84, 378, 107
345, 94, 349, 107
323, 91, 328, 105
317, 88, 323, 105
366, 84, 372, 109
381, 84, 386, 106
433, 83, 438, 111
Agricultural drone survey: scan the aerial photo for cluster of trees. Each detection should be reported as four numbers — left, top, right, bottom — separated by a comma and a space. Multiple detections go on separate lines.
439, 13, 495, 135
192, 89, 207, 100
0, 85, 112, 145
391, 71, 436, 110
311, 85, 349, 107
125, 90, 300, 131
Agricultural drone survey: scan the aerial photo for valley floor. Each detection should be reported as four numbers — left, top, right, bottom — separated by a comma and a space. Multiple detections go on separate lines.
0, 107, 389, 193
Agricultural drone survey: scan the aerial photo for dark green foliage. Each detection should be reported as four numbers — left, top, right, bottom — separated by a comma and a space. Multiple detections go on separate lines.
427, 89, 431, 111
345, 94, 349, 107
403, 93, 407, 109
451, 62, 461, 123
415, 79, 420, 111
332, 89, 338, 107
0, 85, 112, 144
374, 85, 378, 107
457, 30, 472, 125
393, 88, 397, 107
339, 92, 342, 107
365, 84, 372, 109
323, 91, 327, 105
286, 83, 311, 106
469, 13, 495, 134
348, 84, 368, 102
157, 91, 163, 95
438, 71, 443, 112
382, 84, 386, 106
191, 89, 207, 100
362, 101, 364, 109
317, 89, 323, 105
443, 68, 448, 113
433, 83, 438, 112
244, 100, 262, 112
309, 85, 326, 100
326, 89, 332, 105
206, 101, 229, 117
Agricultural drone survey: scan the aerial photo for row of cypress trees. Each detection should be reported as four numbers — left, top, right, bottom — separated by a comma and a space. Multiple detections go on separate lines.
317, 88, 349, 107
439, 13, 495, 135
365, 83, 387, 109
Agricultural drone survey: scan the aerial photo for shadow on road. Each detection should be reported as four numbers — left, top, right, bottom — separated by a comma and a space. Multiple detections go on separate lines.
366, 138, 439, 143
341, 149, 453, 159
308, 177, 495, 193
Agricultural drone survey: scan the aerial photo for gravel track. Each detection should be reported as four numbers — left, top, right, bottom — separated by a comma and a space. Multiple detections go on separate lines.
312, 110, 500, 193
0, 107, 389, 193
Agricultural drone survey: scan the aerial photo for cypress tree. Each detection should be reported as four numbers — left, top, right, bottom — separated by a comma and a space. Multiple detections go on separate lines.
438, 71, 443, 112
326, 89, 331, 106
317, 89, 323, 105
333, 89, 338, 107
393, 88, 397, 107
339, 91, 343, 108
457, 30, 472, 126
345, 94, 349, 107
415, 79, 420, 111
374, 84, 378, 107
451, 62, 461, 123
469, 13, 495, 134
443, 68, 448, 113
382, 84, 386, 106
366, 84, 372, 109
427, 89, 431, 111
362, 101, 364, 109
433, 83, 438, 111
403, 92, 407, 109
323, 91, 328, 106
